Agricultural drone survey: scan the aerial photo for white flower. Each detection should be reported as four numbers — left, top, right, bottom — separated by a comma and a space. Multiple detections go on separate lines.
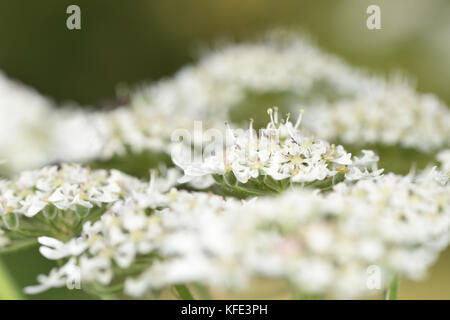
0, 71, 55, 174
0, 164, 157, 220
23, 268, 67, 295
38, 236, 88, 260
79, 256, 112, 285
133, 30, 450, 154
293, 258, 335, 293
437, 149, 450, 174
1, 30, 449, 176
19, 194, 47, 217
353, 150, 379, 168
174, 109, 377, 192
27, 164, 450, 299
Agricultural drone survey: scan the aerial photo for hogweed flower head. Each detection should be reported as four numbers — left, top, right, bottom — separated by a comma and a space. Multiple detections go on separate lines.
0, 164, 169, 249
24, 189, 243, 296
129, 170, 449, 298
134, 30, 450, 153
25, 165, 449, 299
2, 31, 449, 176
173, 109, 382, 196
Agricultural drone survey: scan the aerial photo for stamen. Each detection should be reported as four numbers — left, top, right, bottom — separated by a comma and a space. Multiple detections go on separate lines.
294, 109, 305, 130
148, 170, 156, 193
225, 121, 236, 144
225, 121, 232, 131
285, 112, 291, 124
273, 106, 279, 124
267, 108, 274, 125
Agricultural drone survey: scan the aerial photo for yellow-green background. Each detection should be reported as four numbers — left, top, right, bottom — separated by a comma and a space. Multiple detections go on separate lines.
0, 0, 448, 299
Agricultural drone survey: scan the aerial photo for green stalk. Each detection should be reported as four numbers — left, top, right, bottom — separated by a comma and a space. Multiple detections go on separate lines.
384, 273, 400, 300
174, 284, 195, 300
0, 239, 37, 254
0, 259, 23, 300
193, 284, 210, 300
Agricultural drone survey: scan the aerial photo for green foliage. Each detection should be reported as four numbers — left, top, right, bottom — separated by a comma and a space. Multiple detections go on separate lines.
89, 149, 172, 179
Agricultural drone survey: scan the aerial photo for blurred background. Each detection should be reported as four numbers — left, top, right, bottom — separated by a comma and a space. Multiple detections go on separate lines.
0, 0, 449, 299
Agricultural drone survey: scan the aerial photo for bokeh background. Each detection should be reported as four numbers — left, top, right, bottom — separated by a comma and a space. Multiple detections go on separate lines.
0, 0, 449, 299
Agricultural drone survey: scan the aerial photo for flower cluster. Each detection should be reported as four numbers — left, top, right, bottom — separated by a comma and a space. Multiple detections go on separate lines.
0, 164, 146, 218
0, 71, 54, 173
1, 29, 449, 300
2, 31, 449, 175
24, 189, 243, 296
25, 167, 450, 298
136, 172, 449, 298
0, 72, 221, 175
174, 108, 382, 195
135, 30, 450, 152
0, 164, 168, 247
303, 83, 450, 152
49, 106, 217, 163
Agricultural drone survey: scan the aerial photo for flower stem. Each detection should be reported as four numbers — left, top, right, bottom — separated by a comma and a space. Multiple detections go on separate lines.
174, 284, 195, 300
0, 259, 23, 299
384, 273, 400, 300
193, 284, 210, 300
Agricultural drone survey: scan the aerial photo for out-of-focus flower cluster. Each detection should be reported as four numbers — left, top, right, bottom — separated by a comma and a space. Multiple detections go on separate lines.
135, 30, 450, 152
304, 82, 450, 152
437, 149, 450, 176
0, 71, 220, 174
1, 31, 449, 175
0, 72, 54, 173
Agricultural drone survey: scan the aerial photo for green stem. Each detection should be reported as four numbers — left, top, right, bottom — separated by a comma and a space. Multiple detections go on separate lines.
174, 284, 195, 300
385, 273, 400, 300
0, 239, 38, 254
0, 259, 23, 299
193, 283, 210, 300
